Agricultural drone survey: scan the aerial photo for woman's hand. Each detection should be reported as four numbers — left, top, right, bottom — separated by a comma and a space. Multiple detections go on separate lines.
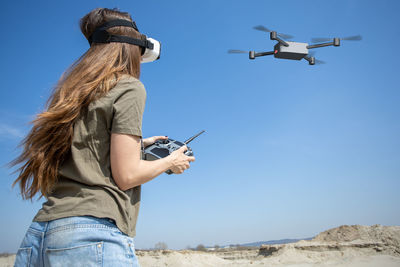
168, 145, 195, 174
143, 135, 168, 147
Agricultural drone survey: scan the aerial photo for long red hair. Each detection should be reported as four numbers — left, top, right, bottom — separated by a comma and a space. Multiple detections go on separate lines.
11, 8, 142, 199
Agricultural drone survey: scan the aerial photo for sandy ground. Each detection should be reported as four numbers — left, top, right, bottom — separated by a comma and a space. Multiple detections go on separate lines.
136, 250, 400, 267
2, 252, 400, 267
2, 224, 400, 267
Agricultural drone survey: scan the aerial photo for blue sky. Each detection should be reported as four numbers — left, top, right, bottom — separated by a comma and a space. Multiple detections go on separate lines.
1, 0, 399, 252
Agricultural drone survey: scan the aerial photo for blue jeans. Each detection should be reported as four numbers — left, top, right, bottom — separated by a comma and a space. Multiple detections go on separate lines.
14, 216, 140, 267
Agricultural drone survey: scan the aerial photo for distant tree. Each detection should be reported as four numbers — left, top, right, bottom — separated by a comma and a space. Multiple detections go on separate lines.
196, 244, 206, 251
214, 245, 220, 250
154, 242, 168, 250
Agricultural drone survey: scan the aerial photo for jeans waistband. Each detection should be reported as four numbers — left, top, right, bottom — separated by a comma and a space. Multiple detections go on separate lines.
31, 216, 117, 232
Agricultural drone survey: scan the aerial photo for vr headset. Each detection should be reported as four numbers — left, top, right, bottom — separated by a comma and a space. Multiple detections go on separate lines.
88, 19, 161, 63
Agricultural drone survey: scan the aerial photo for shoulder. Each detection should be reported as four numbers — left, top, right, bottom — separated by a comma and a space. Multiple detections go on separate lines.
113, 75, 145, 92
105, 75, 146, 102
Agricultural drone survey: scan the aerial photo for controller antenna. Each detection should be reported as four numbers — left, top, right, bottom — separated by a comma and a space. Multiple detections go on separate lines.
184, 130, 206, 144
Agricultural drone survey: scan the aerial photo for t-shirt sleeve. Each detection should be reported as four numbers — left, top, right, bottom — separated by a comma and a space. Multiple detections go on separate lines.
111, 81, 146, 137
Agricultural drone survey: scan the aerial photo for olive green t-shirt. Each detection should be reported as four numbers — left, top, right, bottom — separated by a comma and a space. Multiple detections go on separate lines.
34, 76, 146, 237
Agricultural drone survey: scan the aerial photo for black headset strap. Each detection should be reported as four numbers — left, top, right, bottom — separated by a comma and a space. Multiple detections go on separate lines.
97, 19, 139, 32
88, 19, 153, 50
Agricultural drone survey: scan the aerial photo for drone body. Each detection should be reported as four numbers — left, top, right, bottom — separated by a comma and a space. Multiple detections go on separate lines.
229, 26, 361, 65
273, 41, 309, 60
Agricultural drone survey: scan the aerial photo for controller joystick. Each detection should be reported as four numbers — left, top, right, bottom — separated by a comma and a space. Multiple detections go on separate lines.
155, 139, 168, 145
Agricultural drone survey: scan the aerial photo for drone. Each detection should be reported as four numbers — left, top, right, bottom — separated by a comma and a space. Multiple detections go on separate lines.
228, 25, 362, 65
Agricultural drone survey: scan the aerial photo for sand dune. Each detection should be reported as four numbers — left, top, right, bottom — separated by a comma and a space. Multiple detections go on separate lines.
2, 224, 400, 267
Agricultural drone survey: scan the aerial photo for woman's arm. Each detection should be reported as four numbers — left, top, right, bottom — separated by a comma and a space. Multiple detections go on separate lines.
110, 133, 195, 190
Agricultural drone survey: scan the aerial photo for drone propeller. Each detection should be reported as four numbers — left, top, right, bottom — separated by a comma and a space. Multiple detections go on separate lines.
253, 25, 294, 39
227, 49, 248, 54
341, 35, 362, 41
314, 58, 326, 65
253, 25, 272, 33
311, 35, 362, 43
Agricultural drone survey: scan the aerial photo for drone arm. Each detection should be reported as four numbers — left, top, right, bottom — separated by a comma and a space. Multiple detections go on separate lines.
256, 51, 275, 57
307, 42, 333, 49
275, 37, 289, 47
307, 39, 340, 49
304, 56, 315, 65
249, 51, 274, 59
270, 31, 289, 47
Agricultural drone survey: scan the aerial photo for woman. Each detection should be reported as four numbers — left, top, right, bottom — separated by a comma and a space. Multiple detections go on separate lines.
12, 7, 194, 266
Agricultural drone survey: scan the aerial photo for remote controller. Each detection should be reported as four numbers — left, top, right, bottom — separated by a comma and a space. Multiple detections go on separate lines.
143, 130, 205, 174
